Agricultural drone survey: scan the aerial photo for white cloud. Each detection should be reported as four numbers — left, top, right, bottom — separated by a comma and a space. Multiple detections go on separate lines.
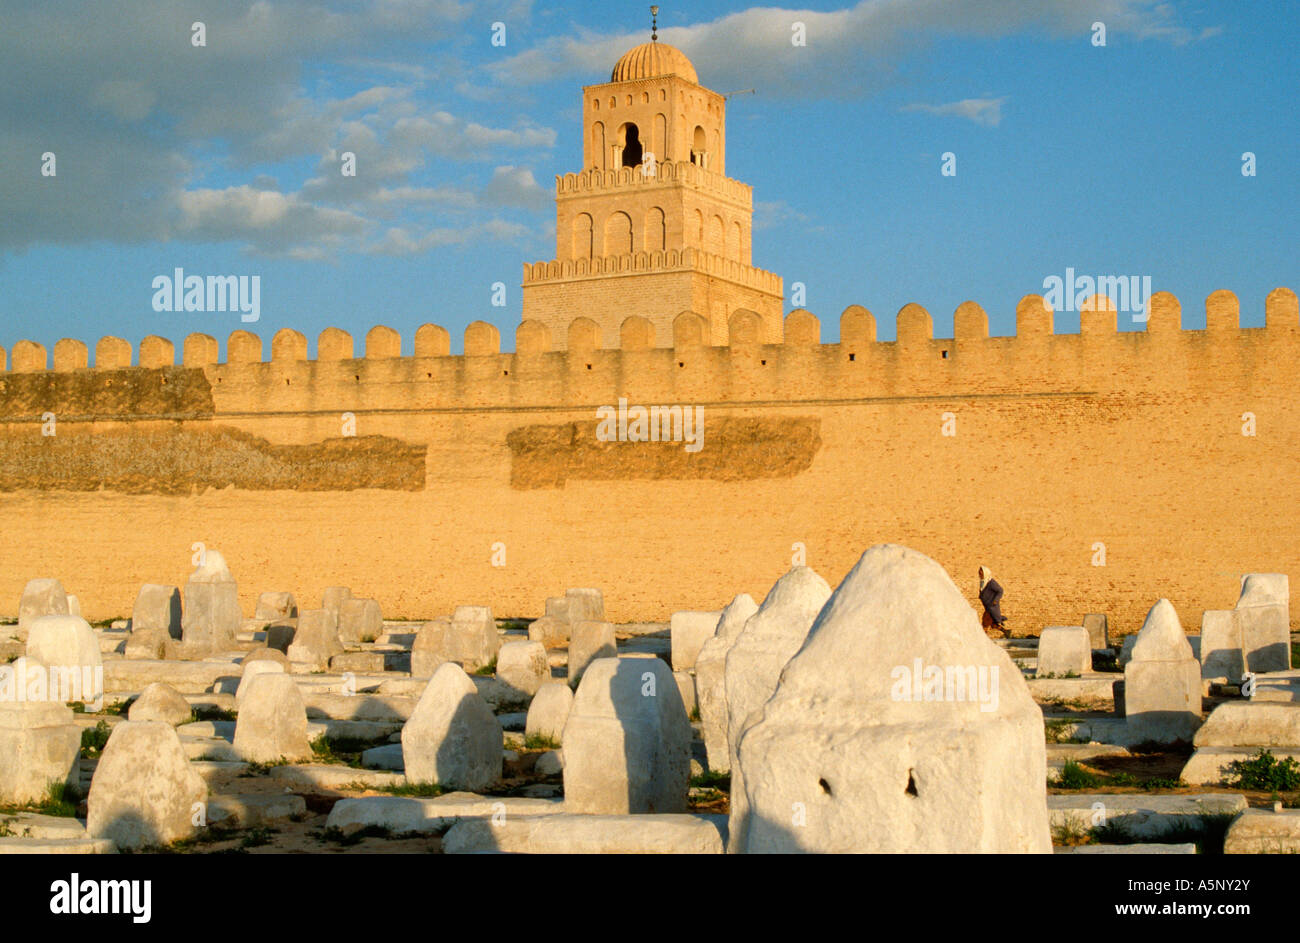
488, 0, 1219, 98
901, 97, 1006, 126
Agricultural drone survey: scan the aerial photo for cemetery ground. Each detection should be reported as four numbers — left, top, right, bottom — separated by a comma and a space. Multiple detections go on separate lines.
2, 611, 1297, 854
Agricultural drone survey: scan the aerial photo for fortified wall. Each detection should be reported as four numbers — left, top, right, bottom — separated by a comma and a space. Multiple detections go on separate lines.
1, 286, 1297, 637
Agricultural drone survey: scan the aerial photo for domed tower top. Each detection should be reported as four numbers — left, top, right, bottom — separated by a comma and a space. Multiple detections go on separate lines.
611, 41, 698, 85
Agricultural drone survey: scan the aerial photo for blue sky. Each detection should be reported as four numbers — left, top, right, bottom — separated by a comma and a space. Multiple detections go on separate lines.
1, 0, 1295, 356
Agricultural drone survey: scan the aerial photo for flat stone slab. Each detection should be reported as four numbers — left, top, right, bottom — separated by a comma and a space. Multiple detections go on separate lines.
1057, 843, 1198, 854
361, 743, 404, 770
1043, 716, 1134, 746
302, 694, 415, 723
0, 812, 87, 840
0, 837, 116, 854
1047, 743, 1132, 782
191, 761, 250, 788
1224, 809, 1300, 853
442, 812, 728, 854
103, 659, 240, 694
1250, 678, 1300, 703
1027, 676, 1118, 703
269, 764, 405, 796
305, 719, 401, 743
325, 793, 565, 835
181, 693, 236, 713
1049, 794, 1248, 839
207, 793, 307, 827
1194, 701, 1300, 747
97, 630, 129, 654
178, 720, 236, 740
497, 712, 527, 731
182, 739, 240, 762
1181, 747, 1300, 786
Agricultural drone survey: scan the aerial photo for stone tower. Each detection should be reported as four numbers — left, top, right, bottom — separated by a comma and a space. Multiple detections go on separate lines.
521, 35, 784, 350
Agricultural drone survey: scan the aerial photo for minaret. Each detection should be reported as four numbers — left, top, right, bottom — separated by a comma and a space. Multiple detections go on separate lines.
521, 11, 783, 349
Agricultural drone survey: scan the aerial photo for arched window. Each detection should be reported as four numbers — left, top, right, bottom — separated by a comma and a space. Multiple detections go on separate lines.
691, 125, 707, 167
618, 122, 643, 169
591, 121, 605, 171
605, 211, 633, 255
645, 207, 666, 252
709, 215, 724, 255
573, 213, 594, 260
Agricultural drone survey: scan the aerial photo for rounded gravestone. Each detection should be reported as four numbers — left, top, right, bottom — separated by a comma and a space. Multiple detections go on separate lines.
696, 594, 757, 771
562, 655, 691, 814
87, 721, 208, 850
497, 640, 550, 697
735, 544, 1052, 853
401, 662, 502, 791
25, 614, 103, 704
525, 681, 574, 744
232, 672, 312, 763
128, 682, 193, 726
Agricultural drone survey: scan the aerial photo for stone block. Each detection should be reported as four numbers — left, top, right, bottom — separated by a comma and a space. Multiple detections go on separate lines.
496, 640, 549, 698
1200, 609, 1244, 681
562, 656, 690, 814
285, 609, 342, 670
567, 620, 616, 686
254, 592, 297, 621
1082, 613, 1109, 649
696, 593, 758, 772
734, 545, 1050, 854
232, 673, 313, 763
525, 681, 574, 744
24, 615, 103, 704
18, 579, 69, 632
1124, 600, 1202, 745
670, 610, 721, 671
131, 584, 182, 638
339, 598, 383, 644
1036, 626, 1091, 678
128, 682, 193, 726
401, 663, 502, 790
0, 659, 82, 805
1235, 574, 1290, 673
443, 813, 726, 854
86, 721, 207, 850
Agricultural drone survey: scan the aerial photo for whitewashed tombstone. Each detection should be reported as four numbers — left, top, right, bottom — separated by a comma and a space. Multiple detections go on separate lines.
1235, 574, 1290, 673
568, 620, 617, 687
735, 544, 1051, 853
181, 550, 241, 651
86, 721, 207, 850
1036, 626, 1091, 677
562, 656, 690, 814
401, 662, 502, 790
696, 594, 758, 772
1124, 599, 1202, 745
233, 673, 313, 763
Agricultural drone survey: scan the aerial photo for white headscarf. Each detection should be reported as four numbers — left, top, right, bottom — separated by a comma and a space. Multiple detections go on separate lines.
978, 565, 993, 591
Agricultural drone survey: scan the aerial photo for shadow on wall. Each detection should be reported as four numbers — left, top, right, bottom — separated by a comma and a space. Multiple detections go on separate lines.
506, 416, 821, 489
0, 426, 426, 494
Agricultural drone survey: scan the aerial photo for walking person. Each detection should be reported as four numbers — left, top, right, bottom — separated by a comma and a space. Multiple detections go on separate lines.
978, 565, 1008, 638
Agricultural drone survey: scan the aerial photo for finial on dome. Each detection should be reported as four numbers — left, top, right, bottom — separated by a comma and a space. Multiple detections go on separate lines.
650, 5, 659, 42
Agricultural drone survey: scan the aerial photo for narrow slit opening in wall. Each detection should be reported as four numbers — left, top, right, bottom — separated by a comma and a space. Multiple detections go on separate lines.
848, 353, 855, 362
678, 361, 684, 368
503, 370, 509, 376
941, 349, 948, 359
586, 364, 591, 370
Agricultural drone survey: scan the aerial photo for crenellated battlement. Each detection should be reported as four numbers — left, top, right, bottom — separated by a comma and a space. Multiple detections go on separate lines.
522, 245, 781, 294
555, 160, 753, 206
1, 288, 1296, 421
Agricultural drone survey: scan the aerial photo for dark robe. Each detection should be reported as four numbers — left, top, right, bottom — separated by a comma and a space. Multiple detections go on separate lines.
979, 579, 1006, 625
